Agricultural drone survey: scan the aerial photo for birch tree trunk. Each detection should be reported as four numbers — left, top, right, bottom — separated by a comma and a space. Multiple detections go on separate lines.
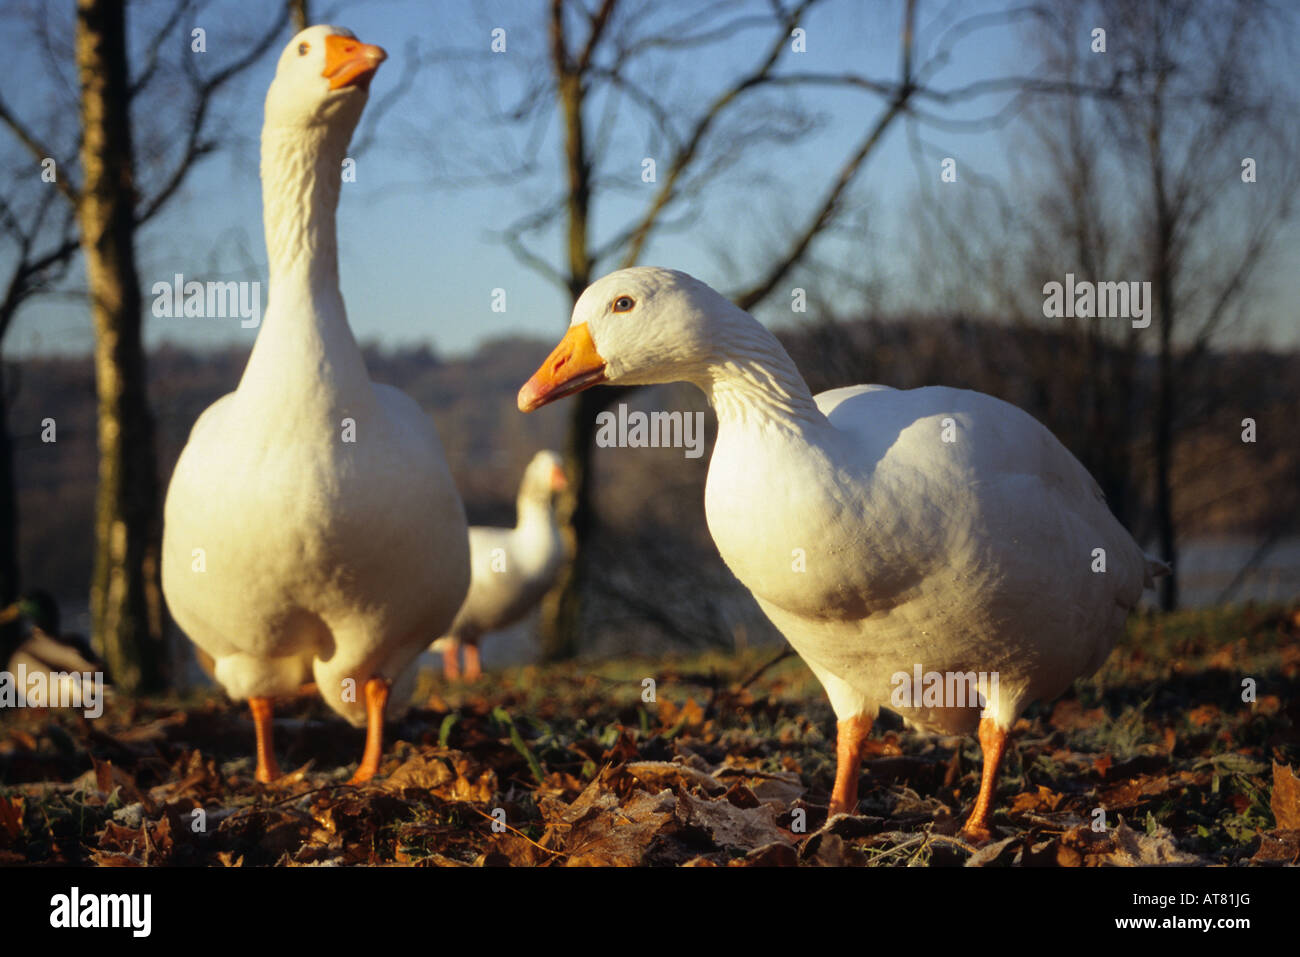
75, 0, 164, 692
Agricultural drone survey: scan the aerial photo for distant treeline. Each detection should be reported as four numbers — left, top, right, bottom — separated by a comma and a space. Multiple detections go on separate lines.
7, 316, 1296, 654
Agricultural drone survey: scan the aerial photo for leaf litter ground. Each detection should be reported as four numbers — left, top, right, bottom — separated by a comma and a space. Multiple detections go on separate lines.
1, 604, 1297, 866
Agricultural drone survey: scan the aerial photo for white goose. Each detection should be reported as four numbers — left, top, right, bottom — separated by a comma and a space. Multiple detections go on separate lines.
161, 26, 469, 784
518, 267, 1166, 839
433, 450, 568, 681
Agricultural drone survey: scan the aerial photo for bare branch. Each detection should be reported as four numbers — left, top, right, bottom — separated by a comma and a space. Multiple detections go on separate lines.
733, 0, 919, 311
0, 97, 79, 204
129, 0, 198, 98
352, 36, 422, 158
135, 5, 290, 224
576, 0, 619, 73
619, 0, 823, 267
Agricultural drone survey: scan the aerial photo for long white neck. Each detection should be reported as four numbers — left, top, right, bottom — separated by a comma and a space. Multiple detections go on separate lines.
239, 120, 370, 400
693, 309, 828, 436
516, 487, 558, 535
511, 487, 562, 576
262, 123, 352, 292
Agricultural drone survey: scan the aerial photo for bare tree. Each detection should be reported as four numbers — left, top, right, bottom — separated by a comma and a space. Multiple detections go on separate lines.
907, 0, 1298, 609
0, 0, 291, 690
424, 0, 1072, 657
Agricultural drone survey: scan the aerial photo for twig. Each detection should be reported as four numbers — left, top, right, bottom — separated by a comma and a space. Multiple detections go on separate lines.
736, 645, 795, 691
468, 805, 566, 859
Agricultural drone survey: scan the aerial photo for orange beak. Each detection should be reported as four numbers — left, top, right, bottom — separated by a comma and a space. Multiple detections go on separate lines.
323, 34, 386, 90
518, 324, 607, 412
550, 465, 568, 491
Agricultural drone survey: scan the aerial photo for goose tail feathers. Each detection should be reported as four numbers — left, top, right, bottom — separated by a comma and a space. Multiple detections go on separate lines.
1143, 553, 1172, 587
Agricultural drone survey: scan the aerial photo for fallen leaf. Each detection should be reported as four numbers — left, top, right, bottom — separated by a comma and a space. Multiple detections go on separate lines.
802, 832, 866, 866
674, 790, 791, 851
383, 750, 496, 803
1104, 817, 1202, 866
1009, 786, 1065, 814
1271, 762, 1300, 830
624, 760, 725, 796
0, 795, 22, 845
1050, 700, 1106, 731
563, 789, 676, 866
964, 835, 1021, 867
1251, 830, 1300, 864
730, 842, 798, 866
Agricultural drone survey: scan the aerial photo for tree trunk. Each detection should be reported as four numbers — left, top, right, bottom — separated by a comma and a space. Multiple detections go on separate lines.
538, 389, 600, 661
289, 0, 309, 32
1154, 278, 1178, 610
0, 361, 19, 654
538, 43, 595, 661
75, 0, 165, 691
1152, 187, 1178, 610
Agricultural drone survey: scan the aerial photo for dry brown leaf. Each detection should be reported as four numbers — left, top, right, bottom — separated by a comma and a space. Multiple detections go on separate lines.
625, 760, 725, 796
674, 790, 791, 851
1271, 762, 1300, 830
1251, 830, 1300, 864
6, 730, 37, 751
803, 832, 866, 866
1049, 700, 1106, 731
563, 789, 676, 866
730, 842, 798, 866
1009, 785, 1065, 813
0, 794, 23, 844
657, 697, 707, 731
383, 750, 496, 803
1104, 817, 1202, 866
89, 851, 142, 867
601, 730, 640, 764
554, 768, 623, 827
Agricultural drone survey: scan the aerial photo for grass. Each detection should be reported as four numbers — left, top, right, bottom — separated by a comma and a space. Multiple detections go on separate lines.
0, 602, 1296, 866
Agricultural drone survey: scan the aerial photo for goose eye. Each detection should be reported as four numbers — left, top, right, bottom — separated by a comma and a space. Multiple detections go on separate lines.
612, 296, 635, 313
298, 42, 310, 56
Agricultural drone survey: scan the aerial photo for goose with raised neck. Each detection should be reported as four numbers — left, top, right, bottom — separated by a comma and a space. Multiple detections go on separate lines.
161, 26, 469, 785
518, 266, 1168, 841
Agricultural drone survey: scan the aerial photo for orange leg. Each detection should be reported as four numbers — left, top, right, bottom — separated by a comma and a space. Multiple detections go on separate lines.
462, 642, 482, 682
828, 714, 873, 816
960, 716, 1009, 842
441, 639, 461, 680
249, 696, 281, 784
348, 677, 391, 785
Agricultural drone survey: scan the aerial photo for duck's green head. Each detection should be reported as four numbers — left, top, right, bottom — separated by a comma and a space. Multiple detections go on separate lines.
0, 589, 59, 636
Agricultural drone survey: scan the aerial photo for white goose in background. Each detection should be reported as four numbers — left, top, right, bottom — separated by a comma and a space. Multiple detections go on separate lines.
433, 450, 568, 681
518, 267, 1167, 840
161, 26, 469, 785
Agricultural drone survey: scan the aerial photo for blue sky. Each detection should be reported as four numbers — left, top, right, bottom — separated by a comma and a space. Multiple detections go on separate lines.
3, 0, 1297, 358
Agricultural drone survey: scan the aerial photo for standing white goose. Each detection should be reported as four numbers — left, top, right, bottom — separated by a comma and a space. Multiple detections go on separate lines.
518, 267, 1166, 840
433, 450, 568, 680
161, 26, 469, 784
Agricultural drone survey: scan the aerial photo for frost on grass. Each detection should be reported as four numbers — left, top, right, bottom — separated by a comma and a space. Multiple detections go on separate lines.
0, 604, 1296, 866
